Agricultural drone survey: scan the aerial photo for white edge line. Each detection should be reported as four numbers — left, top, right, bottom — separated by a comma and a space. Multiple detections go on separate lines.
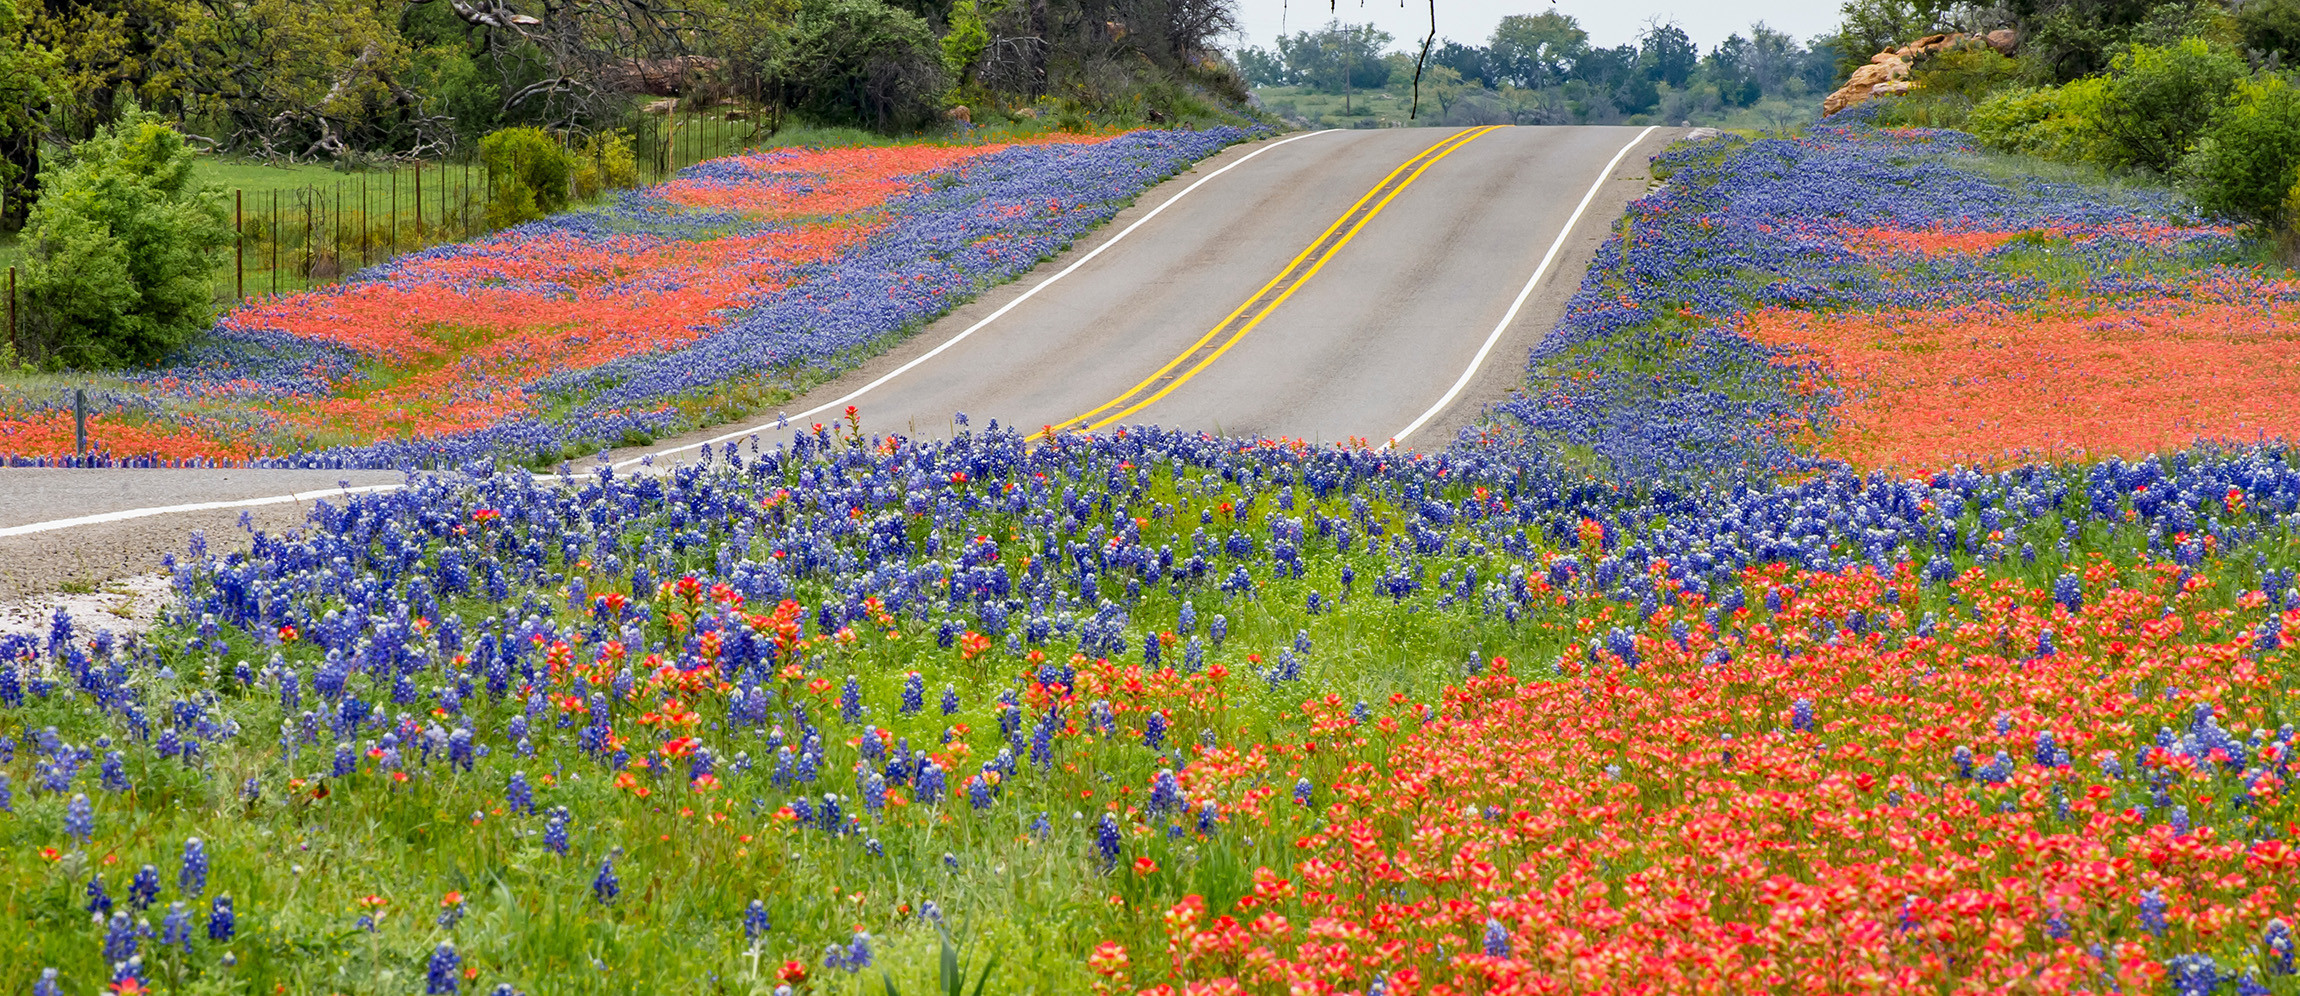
614, 128, 1341, 469
1385, 125, 1661, 450
0, 484, 403, 539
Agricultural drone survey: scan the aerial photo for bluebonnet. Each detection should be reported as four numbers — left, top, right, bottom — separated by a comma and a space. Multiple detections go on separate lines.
2267, 918, 2295, 975
1293, 777, 1314, 807
33, 968, 57, 996
1791, 699, 1815, 733
1095, 812, 1121, 869
2169, 954, 2221, 996
2139, 889, 2169, 935
428, 942, 461, 994
179, 837, 209, 896
823, 930, 873, 972
592, 857, 619, 905
64, 792, 94, 842
102, 911, 138, 962
2054, 573, 2083, 612
743, 900, 771, 940
160, 902, 193, 955
207, 895, 235, 942
87, 875, 113, 915
543, 811, 571, 854
899, 672, 923, 714
129, 864, 161, 909
1484, 918, 1512, 959
507, 770, 534, 814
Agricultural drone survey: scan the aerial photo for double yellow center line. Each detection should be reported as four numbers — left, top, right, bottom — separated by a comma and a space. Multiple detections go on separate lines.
1047, 125, 1501, 436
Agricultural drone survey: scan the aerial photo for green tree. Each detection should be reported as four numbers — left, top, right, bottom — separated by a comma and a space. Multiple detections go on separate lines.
2183, 75, 2300, 226
480, 126, 576, 228
0, 0, 49, 230
735, 0, 949, 132
1640, 22, 1697, 88
2097, 38, 2245, 174
1277, 22, 1392, 96
19, 109, 233, 369
1832, 0, 1969, 76
2237, 0, 2300, 60
1486, 12, 1586, 88
941, 0, 993, 88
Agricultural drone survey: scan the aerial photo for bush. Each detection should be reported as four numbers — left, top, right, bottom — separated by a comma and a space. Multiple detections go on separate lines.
571, 130, 638, 201
19, 110, 232, 369
479, 126, 575, 228
2095, 38, 2245, 175
1878, 44, 2025, 128
763, 0, 950, 132
2182, 75, 2300, 226
1968, 78, 2111, 162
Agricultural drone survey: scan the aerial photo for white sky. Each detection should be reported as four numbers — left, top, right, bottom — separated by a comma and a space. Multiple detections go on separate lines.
1230, 0, 1847, 55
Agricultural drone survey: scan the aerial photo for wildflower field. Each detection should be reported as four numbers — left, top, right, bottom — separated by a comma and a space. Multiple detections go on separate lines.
0, 128, 1247, 470
13, 122, 2300, 996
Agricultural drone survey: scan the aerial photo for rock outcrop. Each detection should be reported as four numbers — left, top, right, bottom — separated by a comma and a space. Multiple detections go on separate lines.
1822, 30, 2017, 116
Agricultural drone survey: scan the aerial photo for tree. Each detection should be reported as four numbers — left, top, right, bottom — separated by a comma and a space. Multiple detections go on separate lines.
1639, 21, 1696, 88
0, 0, 49, 229
1429, 39, 1488, 87
2097, 37, 2244, 174
1832, 0, 1973, 77
2182, 75, 2300, 226
19, 110, 233, 369
1486, 12, 1585, 88
735, 0, 948, 132
479, 125, 574, 227
1703, 33, 1763, 107
1236, 44, 1288, 86
1276, 21, 1390, 100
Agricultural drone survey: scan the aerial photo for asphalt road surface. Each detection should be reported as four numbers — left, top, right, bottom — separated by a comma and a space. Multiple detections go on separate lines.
0, 125, 1675, 600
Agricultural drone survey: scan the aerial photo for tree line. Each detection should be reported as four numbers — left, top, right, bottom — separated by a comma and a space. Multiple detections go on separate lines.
1236, 13, 1844, 126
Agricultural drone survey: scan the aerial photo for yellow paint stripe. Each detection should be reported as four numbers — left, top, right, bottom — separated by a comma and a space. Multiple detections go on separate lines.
1049, 126, 1499, 435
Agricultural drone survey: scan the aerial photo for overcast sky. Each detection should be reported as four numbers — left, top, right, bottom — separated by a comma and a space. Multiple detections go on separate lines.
1230, 0, 1847, 55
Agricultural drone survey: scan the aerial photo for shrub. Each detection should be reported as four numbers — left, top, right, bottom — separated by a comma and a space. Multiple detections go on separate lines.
1890, 43, 2024, 126
571, 130, 638, 200
479, 126, 575, 228
19, 110, 232, 369
2095, 38, 2245, 175
751, 0, 949, 132
1968, 78, 2111, 162
2237, 0, 2300, 60
2182, 75, 2300, 226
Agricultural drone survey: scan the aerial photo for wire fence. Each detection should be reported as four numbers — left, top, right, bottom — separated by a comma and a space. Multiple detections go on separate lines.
4, 108, 768, 353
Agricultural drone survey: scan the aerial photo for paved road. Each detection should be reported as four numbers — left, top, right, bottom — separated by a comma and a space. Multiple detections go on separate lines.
0, 125, 1674, 600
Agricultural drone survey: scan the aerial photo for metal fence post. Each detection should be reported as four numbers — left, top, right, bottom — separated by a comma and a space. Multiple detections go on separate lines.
74, 387, 87, 459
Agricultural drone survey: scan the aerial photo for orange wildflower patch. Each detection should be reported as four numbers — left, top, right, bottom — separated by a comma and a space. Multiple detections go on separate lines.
1747, 300, 2300, 471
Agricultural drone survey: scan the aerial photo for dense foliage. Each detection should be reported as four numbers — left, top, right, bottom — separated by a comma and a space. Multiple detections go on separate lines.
477, 126, 576, 229
15, 110, 232, 369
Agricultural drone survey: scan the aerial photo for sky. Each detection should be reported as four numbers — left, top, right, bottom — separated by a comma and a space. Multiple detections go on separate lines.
1229, 0, 1846, 55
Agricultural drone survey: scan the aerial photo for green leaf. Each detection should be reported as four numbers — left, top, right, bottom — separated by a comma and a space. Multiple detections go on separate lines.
939, 923, 961, 996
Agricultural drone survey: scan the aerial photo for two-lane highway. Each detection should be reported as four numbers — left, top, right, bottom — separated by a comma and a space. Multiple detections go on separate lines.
663, 124, 1668, 450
